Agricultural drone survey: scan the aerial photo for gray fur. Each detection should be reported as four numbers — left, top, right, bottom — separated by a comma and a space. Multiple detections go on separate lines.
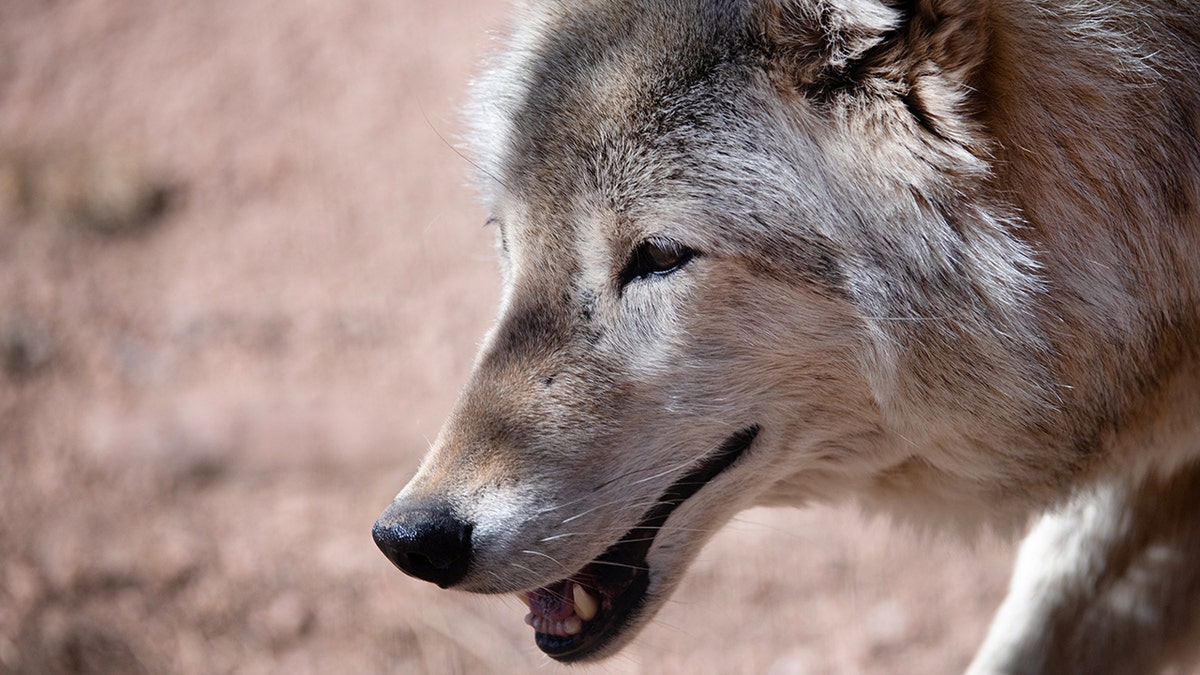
380, 0, 1200, 670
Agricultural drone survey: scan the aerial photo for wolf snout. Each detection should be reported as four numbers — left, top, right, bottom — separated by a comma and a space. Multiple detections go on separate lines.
372, 502, 473, 588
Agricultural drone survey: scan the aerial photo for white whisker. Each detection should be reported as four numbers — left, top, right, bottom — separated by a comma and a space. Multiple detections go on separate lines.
560, 497, 657, 525
627, 456, 697, 487
521, 549, 572, 573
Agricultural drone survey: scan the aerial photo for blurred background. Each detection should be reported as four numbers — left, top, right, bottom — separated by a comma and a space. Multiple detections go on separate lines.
0, 1, 1017, 673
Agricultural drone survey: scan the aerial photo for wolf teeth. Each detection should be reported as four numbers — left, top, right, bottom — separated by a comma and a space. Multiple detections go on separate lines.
525, 612, 583, 636
573, 583, 599, 621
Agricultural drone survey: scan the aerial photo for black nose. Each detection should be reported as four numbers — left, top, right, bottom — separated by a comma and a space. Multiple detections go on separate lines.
372, 503, 473, 588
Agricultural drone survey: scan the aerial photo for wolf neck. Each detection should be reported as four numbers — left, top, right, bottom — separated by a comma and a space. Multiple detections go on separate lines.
980, 1, 1200, 464
865, 0, 1200, 521
824, 1, 1200, 524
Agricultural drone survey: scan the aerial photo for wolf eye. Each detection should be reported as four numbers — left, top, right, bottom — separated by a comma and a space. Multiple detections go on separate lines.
619, 237, 697, 287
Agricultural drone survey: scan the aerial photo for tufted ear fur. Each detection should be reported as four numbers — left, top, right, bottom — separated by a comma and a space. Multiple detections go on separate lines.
755, 0, 900, 85
755, 0, 992, 148
755, 0, 990, 99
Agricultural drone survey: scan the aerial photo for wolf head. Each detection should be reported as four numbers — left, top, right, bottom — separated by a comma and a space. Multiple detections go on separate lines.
376, 0, 1060, 661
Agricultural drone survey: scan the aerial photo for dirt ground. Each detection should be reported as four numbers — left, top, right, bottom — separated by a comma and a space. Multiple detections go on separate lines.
0, 1, 1022, 673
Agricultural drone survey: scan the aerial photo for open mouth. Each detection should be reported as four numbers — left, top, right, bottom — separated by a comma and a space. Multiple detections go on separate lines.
519, 426, 760, 661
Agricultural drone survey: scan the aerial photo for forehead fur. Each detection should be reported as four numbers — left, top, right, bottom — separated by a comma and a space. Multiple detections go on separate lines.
468, 0, 765, 209
465, 0, 961, 221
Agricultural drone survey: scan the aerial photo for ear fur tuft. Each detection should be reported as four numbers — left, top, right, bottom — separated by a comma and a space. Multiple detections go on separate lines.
756, 0, 902, 86
756, 0, 989, 94
902, 0, 991, 85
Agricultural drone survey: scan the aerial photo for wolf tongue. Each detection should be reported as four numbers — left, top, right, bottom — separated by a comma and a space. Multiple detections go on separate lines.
528, 580, 575, 621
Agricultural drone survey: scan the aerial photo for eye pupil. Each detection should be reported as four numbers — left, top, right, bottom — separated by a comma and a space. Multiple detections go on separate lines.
620, 237, 697, 287
642, 240, 682, 270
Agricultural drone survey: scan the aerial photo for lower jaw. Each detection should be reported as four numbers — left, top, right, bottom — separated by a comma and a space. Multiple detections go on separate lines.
534, 566, 650, 661
524, 426, 761, 661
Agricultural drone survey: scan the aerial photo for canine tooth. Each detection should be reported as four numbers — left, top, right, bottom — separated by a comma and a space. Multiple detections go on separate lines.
573, 584, 599, 620
563, 616, 583, 635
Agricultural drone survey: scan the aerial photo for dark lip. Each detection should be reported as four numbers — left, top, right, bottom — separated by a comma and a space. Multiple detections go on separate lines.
536, 425, 761, 662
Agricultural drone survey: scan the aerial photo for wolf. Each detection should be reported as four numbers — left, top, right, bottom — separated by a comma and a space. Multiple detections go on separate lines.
373, 0, 1200, 671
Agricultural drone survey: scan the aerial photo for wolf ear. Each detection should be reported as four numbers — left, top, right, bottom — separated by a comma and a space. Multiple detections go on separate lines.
755, 0, 988, 93
754, 0, 899, 85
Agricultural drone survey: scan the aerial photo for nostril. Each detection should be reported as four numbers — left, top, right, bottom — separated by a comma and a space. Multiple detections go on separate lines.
372, 505, 473, 589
